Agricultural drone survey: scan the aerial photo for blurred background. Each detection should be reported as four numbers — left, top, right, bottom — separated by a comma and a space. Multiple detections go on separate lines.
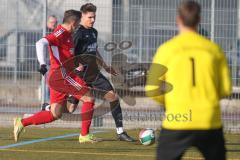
0, 0, 239, 132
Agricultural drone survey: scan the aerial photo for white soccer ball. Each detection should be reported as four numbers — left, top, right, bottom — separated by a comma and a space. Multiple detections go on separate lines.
139, 128, 155, 145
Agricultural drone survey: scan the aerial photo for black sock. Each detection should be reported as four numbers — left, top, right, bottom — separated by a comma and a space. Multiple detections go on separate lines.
110, 99, 123, 128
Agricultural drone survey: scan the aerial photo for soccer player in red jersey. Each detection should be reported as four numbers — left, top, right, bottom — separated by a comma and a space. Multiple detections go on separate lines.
14, 10, 98, 143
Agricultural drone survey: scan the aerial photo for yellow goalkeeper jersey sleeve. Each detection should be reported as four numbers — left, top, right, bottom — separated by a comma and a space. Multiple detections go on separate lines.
145, 31, 232, 130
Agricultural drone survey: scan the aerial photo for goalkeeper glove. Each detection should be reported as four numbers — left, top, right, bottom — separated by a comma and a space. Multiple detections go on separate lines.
38, 64, 48, 76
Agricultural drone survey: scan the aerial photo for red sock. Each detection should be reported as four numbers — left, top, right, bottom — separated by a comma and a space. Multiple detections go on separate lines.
21, 111, 55, 127
81, 102, 94, 136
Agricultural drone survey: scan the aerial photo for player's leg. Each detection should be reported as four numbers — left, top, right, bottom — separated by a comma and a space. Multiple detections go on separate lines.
41, 71, 51, 111
157, 129, 193, 160
65, 95, 79, 113
104, 90, 123, 130
64, 94, 98, 143
77, 91, 99, 143
41, 102, 51, 111
56, 86, 97, 144
195, 128, 226, 160
41, 95, 78, 113
92, 73, 135, 142
13, 103, 63, 142
13, 89, 66, 142
68, 75, 98, 143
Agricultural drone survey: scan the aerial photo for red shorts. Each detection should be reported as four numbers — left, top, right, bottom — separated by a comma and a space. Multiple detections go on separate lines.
48, 69, 89, 105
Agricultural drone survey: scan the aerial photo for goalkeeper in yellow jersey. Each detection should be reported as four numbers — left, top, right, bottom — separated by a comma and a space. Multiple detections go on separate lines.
145, 1, 232, 160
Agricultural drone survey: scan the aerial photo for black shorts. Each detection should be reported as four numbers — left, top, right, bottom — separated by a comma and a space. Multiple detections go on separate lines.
90, 73, 114, 98
157, 128, 226, 160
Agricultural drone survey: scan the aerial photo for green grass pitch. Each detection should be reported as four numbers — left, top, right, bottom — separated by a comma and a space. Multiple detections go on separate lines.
0, 127, 239, 160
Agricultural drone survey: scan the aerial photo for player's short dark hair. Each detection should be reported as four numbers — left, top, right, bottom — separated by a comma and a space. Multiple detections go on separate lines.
178, 1, 201, 27
63, 9, 81, 24
80, 3, 97, 13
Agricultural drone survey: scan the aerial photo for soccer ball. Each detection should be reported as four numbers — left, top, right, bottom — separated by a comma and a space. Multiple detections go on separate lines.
139, 128, 155, 145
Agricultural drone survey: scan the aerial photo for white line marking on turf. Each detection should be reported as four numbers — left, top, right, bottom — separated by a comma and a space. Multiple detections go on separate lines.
0, 130, 104, 149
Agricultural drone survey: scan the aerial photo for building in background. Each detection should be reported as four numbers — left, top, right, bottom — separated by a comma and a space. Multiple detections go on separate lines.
0, 0, 239, 131
0, 0, 113, 79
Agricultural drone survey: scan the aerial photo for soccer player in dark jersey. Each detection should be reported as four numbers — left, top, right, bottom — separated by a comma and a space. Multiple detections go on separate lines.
72, 3, 135, 142
146, 1, 232, 160
14, 10, 98, 143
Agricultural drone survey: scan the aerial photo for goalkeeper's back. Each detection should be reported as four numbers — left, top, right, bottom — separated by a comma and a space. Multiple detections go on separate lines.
147, 31, 232, 129
151, 2, 230, 160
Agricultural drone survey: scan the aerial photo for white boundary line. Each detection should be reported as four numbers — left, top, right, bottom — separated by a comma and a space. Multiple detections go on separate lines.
0, 130, 104, 149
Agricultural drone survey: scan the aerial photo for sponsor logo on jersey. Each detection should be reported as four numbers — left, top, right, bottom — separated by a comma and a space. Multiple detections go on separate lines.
87, 42, 97, 52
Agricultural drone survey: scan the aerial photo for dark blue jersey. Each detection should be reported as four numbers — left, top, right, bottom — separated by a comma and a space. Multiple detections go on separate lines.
73, 25, 98, 56
73, 25, 100, 84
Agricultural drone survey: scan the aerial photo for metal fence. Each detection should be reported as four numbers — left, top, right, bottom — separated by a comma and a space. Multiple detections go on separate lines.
0, 0, 239, 132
